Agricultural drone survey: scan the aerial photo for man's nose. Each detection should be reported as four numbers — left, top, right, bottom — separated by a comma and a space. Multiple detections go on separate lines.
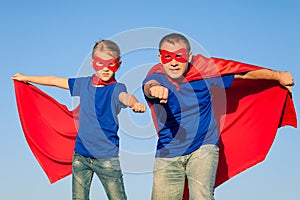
170, 59, 178, 67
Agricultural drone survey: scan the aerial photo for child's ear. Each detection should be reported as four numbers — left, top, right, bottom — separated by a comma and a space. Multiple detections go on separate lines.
90, 58, 94, 66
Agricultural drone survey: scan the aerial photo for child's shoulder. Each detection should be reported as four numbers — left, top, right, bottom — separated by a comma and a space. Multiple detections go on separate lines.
69, 76, 92, 84
115, 82, 126, 86
68, 76, 92, 89
111, 82, 127, 92
69, 76, 91, 81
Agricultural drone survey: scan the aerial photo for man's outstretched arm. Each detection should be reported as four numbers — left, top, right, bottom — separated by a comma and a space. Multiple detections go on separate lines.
234, 69, 294, 93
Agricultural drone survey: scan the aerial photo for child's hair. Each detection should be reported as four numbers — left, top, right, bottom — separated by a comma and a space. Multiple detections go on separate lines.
92, 40, 121, 59
159, 33, 191, 52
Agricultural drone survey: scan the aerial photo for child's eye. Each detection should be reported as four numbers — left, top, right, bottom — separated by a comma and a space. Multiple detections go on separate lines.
176, 54, 183, 58
109, 62, 116, 66
96, 62, 103, 66
164, 55, 171, 59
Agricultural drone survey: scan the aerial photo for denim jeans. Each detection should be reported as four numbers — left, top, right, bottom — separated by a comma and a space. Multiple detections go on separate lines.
152, 144, 219, 200
72, 153, 127, 200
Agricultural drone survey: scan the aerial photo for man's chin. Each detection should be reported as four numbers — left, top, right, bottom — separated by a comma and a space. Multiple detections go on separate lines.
167, 73, 184, 80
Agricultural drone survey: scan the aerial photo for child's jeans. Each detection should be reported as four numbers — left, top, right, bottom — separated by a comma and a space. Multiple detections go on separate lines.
72, 153, 127, 200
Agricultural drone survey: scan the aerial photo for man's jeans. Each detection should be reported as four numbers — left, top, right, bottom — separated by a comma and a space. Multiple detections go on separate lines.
72, 153, 127, 200
152, 144, 219, 200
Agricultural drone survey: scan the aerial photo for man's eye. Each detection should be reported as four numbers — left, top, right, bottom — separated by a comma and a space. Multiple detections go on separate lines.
176, 54, 183, 58
164, 55, 171, 59
96, 62, 103, 66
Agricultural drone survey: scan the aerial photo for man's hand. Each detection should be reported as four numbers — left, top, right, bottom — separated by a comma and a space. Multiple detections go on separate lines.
149, 85, 169, 104
277, 71, 294, 93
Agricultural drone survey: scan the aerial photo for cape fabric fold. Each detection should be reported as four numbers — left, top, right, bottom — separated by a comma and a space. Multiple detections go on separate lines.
14, 81, 78, 183
214, 79, 296, 186
13, 55, 297, 189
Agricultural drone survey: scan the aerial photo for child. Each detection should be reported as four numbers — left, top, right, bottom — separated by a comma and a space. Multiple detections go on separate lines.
12, 39, 146, 200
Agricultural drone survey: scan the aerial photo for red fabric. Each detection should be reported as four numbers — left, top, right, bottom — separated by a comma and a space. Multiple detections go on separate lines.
13, 55, 297, 188
160, 48, 188, 64
14, 81, 78, 183
146, 55, 297, 199
147, 54, 263, 90
92, 56, 120, 72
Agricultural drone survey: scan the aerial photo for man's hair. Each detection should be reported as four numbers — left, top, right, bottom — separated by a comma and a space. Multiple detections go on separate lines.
159, 33, 191, 52
92, 40, 121, 59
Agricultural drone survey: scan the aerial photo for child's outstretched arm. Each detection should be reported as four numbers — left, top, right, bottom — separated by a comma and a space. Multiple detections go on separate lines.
119, 92, 146, 113
12, 73, 69, 89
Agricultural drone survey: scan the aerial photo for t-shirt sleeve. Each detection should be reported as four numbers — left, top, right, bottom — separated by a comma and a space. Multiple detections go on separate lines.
142, 74, 166, 104
115, 83, 127, 95
68, 78, 80, 96
210, 74, 234, 89
113, 83, 128, 108
142, 74, 166, 93
143, 74, 164, 85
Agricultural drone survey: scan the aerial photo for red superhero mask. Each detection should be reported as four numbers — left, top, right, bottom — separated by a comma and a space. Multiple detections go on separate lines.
92, 56, 120, 72
159, 48, 189, 64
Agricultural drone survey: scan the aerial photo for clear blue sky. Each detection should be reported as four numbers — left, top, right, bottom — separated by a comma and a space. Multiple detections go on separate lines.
1, 0, 299, 199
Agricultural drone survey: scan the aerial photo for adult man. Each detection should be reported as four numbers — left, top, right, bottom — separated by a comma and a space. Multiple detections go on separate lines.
143, 33, 294, 199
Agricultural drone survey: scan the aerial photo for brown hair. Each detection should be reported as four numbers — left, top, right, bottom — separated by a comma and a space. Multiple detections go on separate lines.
92, 40, 121, 59
159, 33, 191, 52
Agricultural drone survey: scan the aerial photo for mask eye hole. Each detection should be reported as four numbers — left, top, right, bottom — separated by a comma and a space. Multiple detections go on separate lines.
96, 62, 103, 66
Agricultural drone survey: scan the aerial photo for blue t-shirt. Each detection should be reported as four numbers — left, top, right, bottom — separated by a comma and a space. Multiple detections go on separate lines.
143, 73, 234, 157
68, 77, 127, 158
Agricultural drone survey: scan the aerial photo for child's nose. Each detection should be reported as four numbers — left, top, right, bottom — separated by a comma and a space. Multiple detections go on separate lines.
102, 67, 110, 71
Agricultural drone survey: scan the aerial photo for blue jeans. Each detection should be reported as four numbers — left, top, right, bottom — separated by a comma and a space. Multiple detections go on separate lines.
152, 144, 219, 200
72, 153, 127, 200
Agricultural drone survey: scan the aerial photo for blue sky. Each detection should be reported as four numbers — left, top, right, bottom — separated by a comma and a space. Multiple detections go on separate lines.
1, 0, 299, 199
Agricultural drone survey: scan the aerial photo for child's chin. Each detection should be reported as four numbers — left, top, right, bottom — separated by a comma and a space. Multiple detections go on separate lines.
101, 77, 111, 82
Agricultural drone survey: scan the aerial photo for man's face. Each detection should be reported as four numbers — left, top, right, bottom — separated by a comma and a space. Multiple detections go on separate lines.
159, 41, 192, 80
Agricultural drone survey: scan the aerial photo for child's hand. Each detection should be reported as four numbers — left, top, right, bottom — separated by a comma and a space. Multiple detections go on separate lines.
131, 102, 146, 113
11, 73, 28, 82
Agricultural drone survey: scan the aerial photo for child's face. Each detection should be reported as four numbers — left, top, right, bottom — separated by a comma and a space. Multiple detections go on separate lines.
91, 51, 119, 81
158, 41, 192, 80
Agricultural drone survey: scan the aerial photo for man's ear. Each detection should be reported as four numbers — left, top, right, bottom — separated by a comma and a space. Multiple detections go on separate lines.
188, 52, 193, 63
158, 54, 162, 63
90, 58, 94, 66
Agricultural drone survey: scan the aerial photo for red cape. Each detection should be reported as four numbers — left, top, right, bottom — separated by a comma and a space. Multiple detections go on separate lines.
14, 55, 297, 190
146, 55, 297, 199
14, 81, 78, 183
